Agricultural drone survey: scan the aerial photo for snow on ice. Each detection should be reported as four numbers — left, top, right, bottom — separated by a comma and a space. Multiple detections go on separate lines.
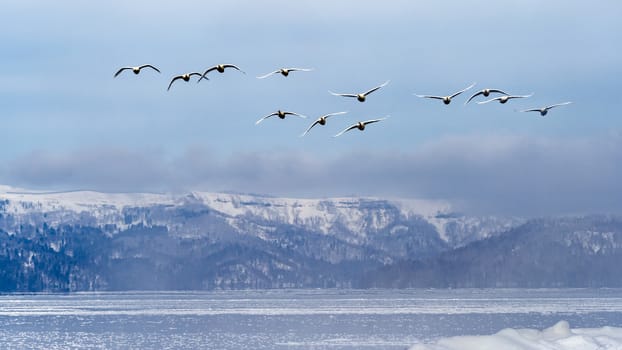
411, 321, 622, 350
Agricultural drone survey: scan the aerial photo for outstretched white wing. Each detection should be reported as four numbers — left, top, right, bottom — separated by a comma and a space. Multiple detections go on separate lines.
255, 112, 278, 125
363, 80, 390, 96
300, 120, 321, 137
256, 70, 280, 79
333, 124, 360, 137
449, 82, 476, 99
477, 97, 502, 104
415, 94, 444, 100
284, 111, 307, 119
518, 108, 542, 113
329, 91, 358, 98
546, 101, 572, 110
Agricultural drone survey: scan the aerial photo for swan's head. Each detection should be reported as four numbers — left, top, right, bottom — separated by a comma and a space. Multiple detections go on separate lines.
357, 94, 366, 102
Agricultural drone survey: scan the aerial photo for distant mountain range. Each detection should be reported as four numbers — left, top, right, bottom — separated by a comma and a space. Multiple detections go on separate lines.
1, 186, 620, 291
363, 216, 622, 288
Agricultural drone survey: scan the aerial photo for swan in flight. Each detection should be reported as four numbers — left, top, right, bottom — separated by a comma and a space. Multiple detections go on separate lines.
415, 82, 476, 105
477, 93, 533, 104
114, 64, 160, 77
299, 111, 348, 137
256, 110, 307, 125
464, 88, 509, 104
518, 102, 572, 116
198, 64, 245, 82
329, 80, 390, 102
257, 68, 313, 79
167, 72, 204, 91
333, 117, 389, 137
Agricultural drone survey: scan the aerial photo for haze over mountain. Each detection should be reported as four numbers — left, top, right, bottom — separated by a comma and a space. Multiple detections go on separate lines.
2, 186, 621, 291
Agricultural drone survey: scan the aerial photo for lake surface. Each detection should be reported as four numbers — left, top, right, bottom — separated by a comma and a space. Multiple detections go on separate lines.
1, 289, 622, 349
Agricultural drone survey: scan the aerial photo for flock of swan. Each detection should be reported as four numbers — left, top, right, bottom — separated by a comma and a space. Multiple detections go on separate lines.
114, 63, 572, 137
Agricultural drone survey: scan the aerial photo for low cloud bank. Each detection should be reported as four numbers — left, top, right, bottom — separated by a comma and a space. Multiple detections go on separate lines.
4, 133, 622, 216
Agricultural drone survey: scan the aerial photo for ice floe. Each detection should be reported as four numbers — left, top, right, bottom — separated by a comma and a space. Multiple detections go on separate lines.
411, 321, 622, 350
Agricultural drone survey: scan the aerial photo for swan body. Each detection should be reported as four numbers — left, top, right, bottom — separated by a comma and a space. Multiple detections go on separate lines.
329, 80, 389, 102
519, 101, 572, 116
465, 88, 509, 104
114, 64, 160, 77
415, 82, 476, 105
198, 64, 245, 82
256, 110, 307, 125
333, 117, 389, 137
300, 111, 348, 137
477, 93, 533, 104
257, 67, 313, 79
167, 72, 203, 90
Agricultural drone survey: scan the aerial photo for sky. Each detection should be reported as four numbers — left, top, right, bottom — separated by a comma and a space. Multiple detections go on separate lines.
1, 0, 621, 216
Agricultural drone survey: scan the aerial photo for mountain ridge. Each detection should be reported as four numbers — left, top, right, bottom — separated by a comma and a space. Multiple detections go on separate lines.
0, 185, 519, 247
7, 186, 618, 291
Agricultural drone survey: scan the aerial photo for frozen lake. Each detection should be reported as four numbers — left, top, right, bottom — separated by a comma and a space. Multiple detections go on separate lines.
1, 289, 622, 349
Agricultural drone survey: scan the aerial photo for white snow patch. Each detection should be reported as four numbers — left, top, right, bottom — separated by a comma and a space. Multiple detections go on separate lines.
0, 188, 176, 214
49, 242, 60, 253
0, 185, 518, 243
410, 321, 622, 350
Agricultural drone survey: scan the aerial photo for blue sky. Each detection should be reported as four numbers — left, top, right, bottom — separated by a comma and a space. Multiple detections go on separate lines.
1, 1, 621, 216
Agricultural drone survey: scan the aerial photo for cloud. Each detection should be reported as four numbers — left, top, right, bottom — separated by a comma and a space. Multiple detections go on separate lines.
5, 148, 173, 193
4, 133, 622, 217
399, 133, 622, 215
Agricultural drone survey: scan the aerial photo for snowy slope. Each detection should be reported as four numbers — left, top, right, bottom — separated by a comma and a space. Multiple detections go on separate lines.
0, 185, 520, 247
411, 321, 622, 350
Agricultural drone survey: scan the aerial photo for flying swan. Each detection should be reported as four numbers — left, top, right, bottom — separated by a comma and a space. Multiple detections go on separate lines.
257, 67, 313, 79
255, 110, 307, 125
333, 117, 389, 137
415, 82, 476, 105
329, 81, 390, 102
299, 111, 348, 137
518, 102, 572, 116
114, 64, 160, 77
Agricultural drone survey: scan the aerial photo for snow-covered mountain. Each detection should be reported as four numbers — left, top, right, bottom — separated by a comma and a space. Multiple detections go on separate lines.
0, 185, 522, 291
0, 186, 519, 249
365, 215, 622, 288
1, 186, 622, 291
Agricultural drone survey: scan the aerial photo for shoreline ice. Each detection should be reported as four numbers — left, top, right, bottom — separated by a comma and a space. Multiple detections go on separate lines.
411, 321, 622, 350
